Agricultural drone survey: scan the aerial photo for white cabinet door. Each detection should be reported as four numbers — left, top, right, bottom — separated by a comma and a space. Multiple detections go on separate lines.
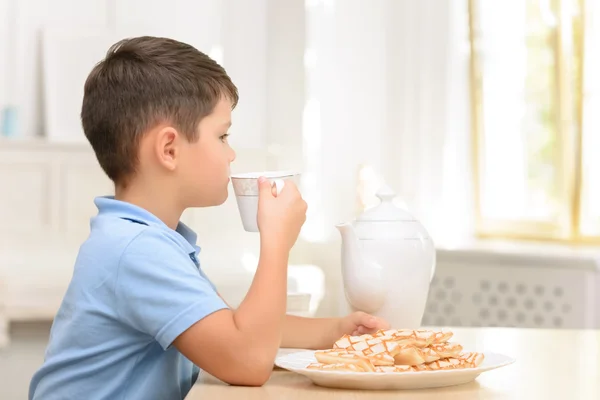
0, 150, 53, 234
10, 0, 108, 138
59, 155, 114, 236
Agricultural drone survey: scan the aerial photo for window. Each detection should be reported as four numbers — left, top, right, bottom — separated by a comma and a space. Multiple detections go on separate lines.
469, 0, 599, 242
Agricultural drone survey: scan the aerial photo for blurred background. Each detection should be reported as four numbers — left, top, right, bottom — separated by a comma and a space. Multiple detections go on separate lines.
0, 0, 599, 397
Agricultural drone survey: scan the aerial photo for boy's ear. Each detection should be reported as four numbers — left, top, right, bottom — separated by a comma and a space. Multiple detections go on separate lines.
155, 126, 179, 171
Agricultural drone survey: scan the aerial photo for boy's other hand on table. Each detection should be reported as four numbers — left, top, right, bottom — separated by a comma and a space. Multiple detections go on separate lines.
337, 311, 390, 337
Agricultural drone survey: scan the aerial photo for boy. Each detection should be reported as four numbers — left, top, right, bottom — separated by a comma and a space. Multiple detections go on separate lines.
29, 36, 388, 400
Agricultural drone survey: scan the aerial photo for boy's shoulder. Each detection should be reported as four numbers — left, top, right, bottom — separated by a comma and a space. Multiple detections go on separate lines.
79, 196, 200, 269
69, 196, 210, 310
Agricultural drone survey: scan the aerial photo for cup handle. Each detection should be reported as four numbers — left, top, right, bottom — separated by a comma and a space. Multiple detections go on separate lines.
273, 178, 285, 195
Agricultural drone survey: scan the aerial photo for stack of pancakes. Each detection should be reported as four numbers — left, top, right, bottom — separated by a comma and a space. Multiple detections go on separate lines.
307, 329, 484, 373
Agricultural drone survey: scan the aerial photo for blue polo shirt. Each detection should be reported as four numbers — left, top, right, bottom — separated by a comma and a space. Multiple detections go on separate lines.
29, 197, 229, 400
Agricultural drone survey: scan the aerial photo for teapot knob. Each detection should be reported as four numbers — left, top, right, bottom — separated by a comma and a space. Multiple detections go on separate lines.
375, 185, 396, 203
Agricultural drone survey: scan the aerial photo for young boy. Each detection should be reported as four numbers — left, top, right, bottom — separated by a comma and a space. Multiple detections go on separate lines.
29, 36, 389, 400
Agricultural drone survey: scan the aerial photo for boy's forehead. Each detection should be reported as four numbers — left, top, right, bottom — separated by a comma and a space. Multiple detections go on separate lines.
216, 97, 234, 113
206, 98, 233, 124
203, 114, 231, 128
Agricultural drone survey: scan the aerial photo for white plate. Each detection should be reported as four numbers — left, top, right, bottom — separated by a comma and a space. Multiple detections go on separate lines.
275, 350, 515, 390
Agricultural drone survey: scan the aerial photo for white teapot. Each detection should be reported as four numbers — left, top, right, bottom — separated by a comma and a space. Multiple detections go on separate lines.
336, 185, 436, 329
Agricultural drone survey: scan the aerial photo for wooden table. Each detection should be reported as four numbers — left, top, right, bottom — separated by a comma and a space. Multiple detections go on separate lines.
186, 327, 600, 400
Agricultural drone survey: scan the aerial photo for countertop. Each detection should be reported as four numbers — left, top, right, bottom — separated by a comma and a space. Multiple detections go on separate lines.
186, 327, 600, 400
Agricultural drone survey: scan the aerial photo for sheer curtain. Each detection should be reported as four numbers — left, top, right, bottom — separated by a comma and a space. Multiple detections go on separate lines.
289, 0, 473, 315
300, 0, 473, 248
385, 0, 473, 245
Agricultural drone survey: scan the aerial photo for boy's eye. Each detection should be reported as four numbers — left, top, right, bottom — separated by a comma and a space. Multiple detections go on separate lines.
220, 134, 230, 142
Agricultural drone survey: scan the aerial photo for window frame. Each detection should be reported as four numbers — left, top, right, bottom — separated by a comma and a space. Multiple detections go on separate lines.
468, 0, 597, 244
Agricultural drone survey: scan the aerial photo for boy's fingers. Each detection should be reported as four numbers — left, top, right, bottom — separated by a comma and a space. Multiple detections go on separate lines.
257, 176, 273, 197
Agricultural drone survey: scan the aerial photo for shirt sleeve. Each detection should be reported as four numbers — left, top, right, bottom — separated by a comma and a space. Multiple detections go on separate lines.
116, 228, 229, 350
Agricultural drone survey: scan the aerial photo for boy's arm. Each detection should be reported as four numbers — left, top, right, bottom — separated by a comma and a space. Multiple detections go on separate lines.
173, 243, 289, 386
215, 293, 343, 350
174, 178, 306, 386
281, 312, 390, 349
280, 315, 342, 349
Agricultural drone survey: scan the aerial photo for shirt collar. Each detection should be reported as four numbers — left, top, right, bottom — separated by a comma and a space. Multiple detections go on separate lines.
94, 196, 200, 254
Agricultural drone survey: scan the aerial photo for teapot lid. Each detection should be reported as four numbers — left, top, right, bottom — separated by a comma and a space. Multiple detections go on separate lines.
356, 185, 416, 222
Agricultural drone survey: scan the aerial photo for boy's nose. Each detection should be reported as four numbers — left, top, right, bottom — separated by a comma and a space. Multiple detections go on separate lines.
229, 147, 236, 162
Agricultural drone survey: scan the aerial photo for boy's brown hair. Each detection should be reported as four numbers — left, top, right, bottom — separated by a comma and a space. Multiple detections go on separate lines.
81, 36, 238, 186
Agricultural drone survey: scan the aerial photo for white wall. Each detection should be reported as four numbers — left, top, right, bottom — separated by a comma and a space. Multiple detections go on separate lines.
264, 0, 305, 171
0, 0, 279, 150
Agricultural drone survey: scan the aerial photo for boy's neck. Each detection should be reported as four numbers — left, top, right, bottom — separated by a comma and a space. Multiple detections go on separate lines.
114, 183, 183, 230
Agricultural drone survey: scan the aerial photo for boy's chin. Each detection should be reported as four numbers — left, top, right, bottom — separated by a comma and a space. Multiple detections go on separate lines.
213, 192, 229, 206
189, 192, 229, 208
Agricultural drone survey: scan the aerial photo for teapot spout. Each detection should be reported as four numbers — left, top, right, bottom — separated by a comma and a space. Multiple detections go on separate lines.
336, 222, 388, 314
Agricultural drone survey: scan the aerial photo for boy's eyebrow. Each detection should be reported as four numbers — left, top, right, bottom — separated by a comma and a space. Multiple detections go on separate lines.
223, 121, 232, 128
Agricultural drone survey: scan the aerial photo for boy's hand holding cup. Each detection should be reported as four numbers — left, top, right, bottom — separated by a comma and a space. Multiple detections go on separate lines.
231, 171, 306, 251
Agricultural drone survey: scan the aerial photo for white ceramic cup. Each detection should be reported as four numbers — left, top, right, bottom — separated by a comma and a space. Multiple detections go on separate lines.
230, 171, 301, 232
